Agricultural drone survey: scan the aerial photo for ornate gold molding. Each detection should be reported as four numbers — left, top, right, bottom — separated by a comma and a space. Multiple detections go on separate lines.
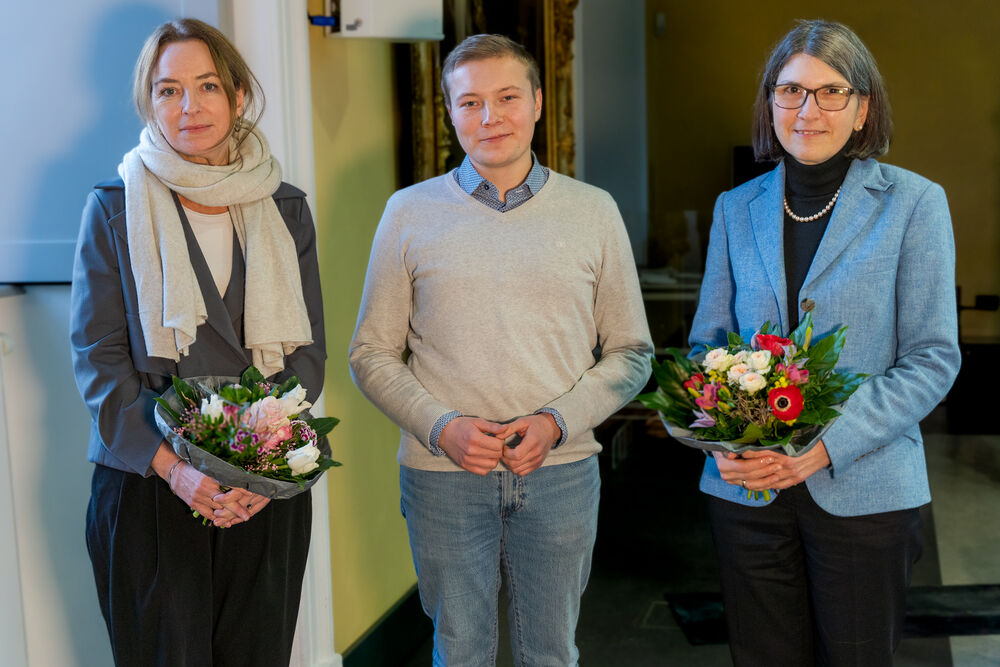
543, 0, 578, 177
409, 42, 451, 183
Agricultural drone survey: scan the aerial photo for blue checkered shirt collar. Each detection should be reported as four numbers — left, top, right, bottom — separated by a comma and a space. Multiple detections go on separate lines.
453, 154, 549, 213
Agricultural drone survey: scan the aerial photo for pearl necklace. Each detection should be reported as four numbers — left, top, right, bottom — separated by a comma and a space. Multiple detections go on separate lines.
783, 186, 841, 222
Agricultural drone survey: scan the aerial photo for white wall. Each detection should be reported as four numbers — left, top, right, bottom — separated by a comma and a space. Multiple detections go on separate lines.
0, 287, 112, 667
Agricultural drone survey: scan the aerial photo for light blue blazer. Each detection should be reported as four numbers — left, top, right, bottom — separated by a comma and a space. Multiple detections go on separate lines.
689, 158, 960, 517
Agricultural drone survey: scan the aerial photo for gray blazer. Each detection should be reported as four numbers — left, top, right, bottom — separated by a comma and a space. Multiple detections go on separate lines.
689, 158, 960, 516
70, 178, 326, 476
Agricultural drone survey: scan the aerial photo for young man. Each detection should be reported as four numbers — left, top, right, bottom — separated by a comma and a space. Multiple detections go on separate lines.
350, 34, 652, 665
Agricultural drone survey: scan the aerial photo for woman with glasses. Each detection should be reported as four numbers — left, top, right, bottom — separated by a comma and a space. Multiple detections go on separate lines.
688, 19, 959, 666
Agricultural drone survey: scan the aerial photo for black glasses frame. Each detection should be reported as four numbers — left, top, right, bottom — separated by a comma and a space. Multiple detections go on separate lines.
770, 84, 857, 111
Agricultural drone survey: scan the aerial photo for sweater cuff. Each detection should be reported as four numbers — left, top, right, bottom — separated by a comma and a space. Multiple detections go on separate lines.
428, 410, 462, 456
535, 407, 567, 448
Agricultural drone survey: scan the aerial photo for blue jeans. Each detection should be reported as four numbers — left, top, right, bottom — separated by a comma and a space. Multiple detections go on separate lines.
400, 456, 600, 667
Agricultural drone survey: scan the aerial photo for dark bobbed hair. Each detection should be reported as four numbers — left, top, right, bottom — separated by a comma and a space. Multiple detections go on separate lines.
441, 34, 541, 107
752, 19, 892, 162
132, 18, 264, 149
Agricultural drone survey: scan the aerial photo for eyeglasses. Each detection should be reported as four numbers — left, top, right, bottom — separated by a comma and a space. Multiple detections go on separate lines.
771, 84, 857, 111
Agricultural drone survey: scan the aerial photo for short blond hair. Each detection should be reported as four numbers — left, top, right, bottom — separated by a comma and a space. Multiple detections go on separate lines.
441, 34, 541, 107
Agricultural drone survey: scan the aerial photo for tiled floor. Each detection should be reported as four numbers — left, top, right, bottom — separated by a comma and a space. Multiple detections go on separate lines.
404, 406, 1000, 665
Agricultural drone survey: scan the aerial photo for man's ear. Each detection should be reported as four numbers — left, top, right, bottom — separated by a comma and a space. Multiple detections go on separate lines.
534, 88, 542, 122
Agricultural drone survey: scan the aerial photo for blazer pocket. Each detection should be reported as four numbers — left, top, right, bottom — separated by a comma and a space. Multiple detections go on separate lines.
849, 255, 898, 276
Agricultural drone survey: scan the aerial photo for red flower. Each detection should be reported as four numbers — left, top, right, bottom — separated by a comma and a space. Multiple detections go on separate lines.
768, 386, 804, 422
754, 333, 792, 358
683, 373, 705, 391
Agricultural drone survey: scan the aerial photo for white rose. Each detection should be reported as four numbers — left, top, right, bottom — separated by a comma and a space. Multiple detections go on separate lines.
730, 350, 748, 364
278, 384, 311, 417
739, 372, 767, 394
286, 442, 321, 476
200, 394, 225, 420
703, 348, 728, 371
748, 350, 772, 371
727, 363, 750, 384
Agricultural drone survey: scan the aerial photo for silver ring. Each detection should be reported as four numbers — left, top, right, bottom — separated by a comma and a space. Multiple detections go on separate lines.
741, 479, 747, 489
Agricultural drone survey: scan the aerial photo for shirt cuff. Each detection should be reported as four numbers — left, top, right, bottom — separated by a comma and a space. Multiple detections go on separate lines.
535, 407, 567, 448
428, 410, 462, 456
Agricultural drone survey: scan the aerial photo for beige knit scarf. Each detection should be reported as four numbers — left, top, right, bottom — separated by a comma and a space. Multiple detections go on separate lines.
119, 124, 312, 379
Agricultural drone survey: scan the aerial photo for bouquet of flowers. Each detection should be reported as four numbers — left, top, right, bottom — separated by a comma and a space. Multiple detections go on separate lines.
154, 366, 340, 501
638, 312, 866, 461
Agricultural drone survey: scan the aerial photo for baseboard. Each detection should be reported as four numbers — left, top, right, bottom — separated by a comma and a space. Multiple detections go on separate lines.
342, 586, 432, 667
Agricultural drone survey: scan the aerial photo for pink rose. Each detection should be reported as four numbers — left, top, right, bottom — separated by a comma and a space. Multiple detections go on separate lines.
240, 396, 288, 433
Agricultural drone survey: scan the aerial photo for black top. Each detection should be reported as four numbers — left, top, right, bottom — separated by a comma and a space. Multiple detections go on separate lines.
783, 150, 852, 330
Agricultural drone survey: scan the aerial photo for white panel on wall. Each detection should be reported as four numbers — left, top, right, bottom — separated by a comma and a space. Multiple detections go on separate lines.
0, 0, 188, 283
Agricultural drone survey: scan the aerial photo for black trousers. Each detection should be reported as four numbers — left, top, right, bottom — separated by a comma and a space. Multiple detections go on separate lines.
707, 483, 923, 667
85, 464, 312, 667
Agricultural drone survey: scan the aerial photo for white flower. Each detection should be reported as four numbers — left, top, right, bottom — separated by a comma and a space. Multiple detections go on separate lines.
703, 348, 729, 371
748, 350, 772, 371
286, 442, 321, 476
739, 372, 767, 394
727, 363, 750, 384
730, 350, 748, 364
200, 394, 226, 420
278, 384, 311, 417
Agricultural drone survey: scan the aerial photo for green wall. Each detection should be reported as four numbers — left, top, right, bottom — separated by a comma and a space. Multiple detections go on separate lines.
308, 22, 418, 652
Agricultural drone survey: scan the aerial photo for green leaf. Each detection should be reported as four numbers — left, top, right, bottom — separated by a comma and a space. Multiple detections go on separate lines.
727, 331, 745, 347
803, 326, 848, 374
760, 431, 793, 447
732, 423, 765, 444
307, 416, 340, 438
276, 376, 301, 397
172, 375, 200, 409
636, 389, 670, 412
153, 397, 181, 423
796, 406, 841, 425
240, 365, 266, 389
790, 311, 813, 348
637, 389, 694, 430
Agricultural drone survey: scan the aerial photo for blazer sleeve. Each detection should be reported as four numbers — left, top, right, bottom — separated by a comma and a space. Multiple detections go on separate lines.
689, 191, 739, 353
70, 188, 165, 476
821, 181, 961, 474
270, 189, 327, 403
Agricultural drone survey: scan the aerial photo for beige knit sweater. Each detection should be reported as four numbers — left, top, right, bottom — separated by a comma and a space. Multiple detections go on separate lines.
349, 171, 653, 472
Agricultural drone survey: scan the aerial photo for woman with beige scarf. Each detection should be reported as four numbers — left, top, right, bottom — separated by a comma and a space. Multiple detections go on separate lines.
70, 18, 325, 666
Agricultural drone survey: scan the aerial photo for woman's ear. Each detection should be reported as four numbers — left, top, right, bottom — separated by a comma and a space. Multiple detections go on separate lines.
855, 96, 869, 131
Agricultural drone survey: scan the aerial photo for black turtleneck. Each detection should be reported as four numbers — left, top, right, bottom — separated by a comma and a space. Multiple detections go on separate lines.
783, 149, 852, 330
